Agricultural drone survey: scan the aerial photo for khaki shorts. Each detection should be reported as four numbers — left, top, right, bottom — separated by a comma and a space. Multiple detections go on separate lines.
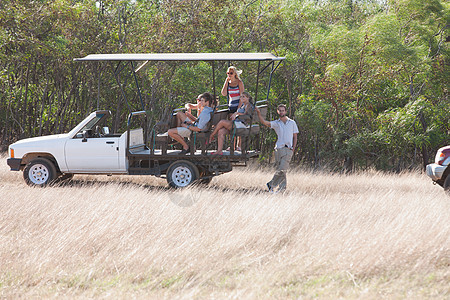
177, 127, 192, 138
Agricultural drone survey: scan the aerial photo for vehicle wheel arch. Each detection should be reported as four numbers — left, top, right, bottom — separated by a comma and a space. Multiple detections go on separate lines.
23, 157, 59, 187
22, 153, 61, 173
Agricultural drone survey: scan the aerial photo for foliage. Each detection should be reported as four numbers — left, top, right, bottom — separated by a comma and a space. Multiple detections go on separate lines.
0, 0, 448, 171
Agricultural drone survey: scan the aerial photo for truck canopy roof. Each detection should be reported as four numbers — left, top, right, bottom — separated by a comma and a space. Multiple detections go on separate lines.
74, 53, 285, 62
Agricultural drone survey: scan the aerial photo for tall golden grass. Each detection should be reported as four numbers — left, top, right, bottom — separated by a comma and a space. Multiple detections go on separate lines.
1, 157, 449, 298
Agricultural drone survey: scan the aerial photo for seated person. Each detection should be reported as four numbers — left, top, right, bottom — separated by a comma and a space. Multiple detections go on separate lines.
208, 92, 253, 155
179, 94, 203, 126
184, 94, 202, 116
168, 92, 214, 155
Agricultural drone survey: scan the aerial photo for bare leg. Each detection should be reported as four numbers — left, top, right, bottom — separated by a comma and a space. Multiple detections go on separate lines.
216, 128, 229, 153
210, 119, 233, 142
176, 111, 189, 127
168, 128, 188, 150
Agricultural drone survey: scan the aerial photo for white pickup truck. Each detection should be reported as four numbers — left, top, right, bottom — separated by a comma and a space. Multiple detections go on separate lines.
426, 145, 450, 195
7, 111, 142, 185
6, 109, 263, 188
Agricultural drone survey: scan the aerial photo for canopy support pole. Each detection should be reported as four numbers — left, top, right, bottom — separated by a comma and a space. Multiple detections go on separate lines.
266, 62, 275, 101
212, 60, 216, 102
254, 61, 261, 103
130, 61, 145, 111
110, 61, 132, 113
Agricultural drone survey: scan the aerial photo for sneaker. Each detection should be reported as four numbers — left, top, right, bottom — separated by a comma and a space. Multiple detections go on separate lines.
179, 148, 190, 155
157, 132, 169, 137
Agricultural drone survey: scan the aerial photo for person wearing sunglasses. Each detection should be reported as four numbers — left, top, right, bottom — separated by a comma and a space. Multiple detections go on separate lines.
221, 66, 244, 114
181, 94, 203, 125
209, 92, 253, 155
168, 92, 215, 155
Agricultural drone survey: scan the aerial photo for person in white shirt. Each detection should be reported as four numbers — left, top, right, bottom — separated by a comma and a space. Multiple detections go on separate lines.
256, 104, 298, 192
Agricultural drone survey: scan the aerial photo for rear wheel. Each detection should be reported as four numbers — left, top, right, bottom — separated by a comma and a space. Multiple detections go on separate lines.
23, 158, 57, 187
167, 160, 199, 188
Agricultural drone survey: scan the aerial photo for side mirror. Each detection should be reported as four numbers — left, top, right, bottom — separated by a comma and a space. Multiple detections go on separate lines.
103, 127, 110, 135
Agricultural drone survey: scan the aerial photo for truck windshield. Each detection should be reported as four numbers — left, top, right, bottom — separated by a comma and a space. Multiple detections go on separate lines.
80, 113, 105, 132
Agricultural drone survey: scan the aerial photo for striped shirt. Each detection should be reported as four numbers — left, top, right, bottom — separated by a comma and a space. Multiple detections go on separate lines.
227, 84, 241, 109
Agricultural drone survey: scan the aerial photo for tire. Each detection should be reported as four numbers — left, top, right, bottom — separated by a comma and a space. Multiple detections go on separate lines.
23, 158, 57, 187
444, 175, 450, 196
167, 160, 199, 188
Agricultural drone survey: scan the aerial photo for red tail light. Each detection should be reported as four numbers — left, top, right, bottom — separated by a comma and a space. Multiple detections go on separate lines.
435, 146, 450, 166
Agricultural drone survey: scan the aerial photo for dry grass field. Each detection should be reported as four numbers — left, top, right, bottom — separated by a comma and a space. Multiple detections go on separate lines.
1, 156, 449, 299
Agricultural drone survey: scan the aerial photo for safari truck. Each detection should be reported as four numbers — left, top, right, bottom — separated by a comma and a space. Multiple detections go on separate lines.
7, 53, 285, 188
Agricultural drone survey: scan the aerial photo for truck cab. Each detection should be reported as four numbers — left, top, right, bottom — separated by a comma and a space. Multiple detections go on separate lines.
7, 111, 129, 185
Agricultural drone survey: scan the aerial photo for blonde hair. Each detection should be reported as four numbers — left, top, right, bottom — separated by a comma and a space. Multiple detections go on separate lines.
227, 66, 242, 81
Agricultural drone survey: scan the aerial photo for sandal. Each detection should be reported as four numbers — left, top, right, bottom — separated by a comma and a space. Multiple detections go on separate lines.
210, 151, 223, 155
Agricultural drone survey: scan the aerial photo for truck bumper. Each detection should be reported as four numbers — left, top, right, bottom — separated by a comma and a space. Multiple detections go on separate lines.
426, 163, 446, 181
7, 158, 22, 171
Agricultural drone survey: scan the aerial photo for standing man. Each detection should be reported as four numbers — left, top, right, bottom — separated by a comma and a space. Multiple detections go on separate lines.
256, 104, 298, 192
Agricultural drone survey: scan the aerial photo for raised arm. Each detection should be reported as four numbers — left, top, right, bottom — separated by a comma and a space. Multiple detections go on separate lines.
221, 78, 228, 97
185, 103, 196, 114
255, 107, 271, 128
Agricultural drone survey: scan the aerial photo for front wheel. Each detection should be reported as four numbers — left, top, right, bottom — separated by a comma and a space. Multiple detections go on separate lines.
23, 158, 57, 187
167, 160, 199, 188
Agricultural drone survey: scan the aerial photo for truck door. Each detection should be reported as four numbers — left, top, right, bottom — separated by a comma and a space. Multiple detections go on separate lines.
64, 137, 121, 172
